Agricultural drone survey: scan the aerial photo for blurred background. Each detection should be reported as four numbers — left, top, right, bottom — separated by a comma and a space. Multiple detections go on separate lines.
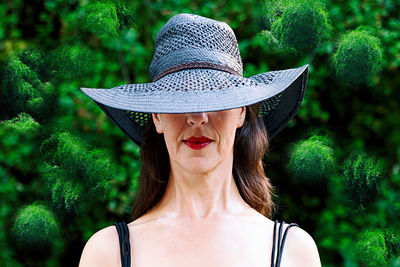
0, 0, 399, 266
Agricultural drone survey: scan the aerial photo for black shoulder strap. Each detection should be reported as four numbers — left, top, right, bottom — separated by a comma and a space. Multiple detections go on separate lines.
270, 220, 299, 267
114, 221, 131, 267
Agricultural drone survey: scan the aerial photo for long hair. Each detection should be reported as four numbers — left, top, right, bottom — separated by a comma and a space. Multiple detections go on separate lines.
130, 104, 277, 220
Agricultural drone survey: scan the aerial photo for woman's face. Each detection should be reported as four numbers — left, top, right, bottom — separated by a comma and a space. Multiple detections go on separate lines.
152, 108, 246, 174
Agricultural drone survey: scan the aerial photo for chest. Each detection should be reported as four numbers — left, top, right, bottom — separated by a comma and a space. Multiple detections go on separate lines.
121, 220, 293, 267
133, 232, 269, 267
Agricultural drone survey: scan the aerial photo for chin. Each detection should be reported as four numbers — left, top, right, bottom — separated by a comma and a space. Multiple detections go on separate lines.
181, 158, 217, 175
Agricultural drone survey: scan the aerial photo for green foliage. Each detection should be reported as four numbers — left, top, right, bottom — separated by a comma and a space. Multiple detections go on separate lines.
2, 55, 42, 99
0, 113, 42, 174
0, 112, 41, 134
1, 54, 56, 120
111, 0, 137, 31
0, 44, 96, 121
0, 167, 23, 266
269, 0, 331, 54
286, 134, 335, 183
390, 258, 400, 267
47, 45, 96, 81
79, 2, 120, 39
355, 229, 388, 266
333, 27, 383, 85
385, 228, 400, 262
1, 0, 399, 265
263, 0, 287, 28
342, 151, 385, 209
16, 49, 46, 77
39, 132, 116, 214
11, 203, 59, 251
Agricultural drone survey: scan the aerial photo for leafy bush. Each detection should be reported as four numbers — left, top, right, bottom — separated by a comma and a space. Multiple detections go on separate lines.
355, 229, 388, 266
0, 113, 42, 174
268, 0, 331, 54
1, 0, 399, 266
11, 203, 59, 252
342, 151, 385, 209
333, 27, 383, 85
287, 134, 335, 183
39, 132, 116, 214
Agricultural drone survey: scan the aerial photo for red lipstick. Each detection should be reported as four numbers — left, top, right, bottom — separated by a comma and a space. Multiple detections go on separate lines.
183, 136, 213, 150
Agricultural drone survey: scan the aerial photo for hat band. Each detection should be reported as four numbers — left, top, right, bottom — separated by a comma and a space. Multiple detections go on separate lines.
153, 62, 242, 81
149, 47, 243, 81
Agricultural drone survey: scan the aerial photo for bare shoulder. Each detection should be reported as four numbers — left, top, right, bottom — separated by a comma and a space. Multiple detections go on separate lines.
78, 224, 120, 267
282, 223, 322, 267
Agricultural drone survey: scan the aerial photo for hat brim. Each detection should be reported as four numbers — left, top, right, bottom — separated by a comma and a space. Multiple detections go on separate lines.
81, 64, 309, 146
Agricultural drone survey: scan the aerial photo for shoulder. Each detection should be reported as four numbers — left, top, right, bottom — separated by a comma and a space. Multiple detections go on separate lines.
281, 222, 322, 267
78, 224, 120, 267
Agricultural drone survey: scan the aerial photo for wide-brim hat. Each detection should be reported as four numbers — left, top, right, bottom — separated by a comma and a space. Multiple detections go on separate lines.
80, 13, 309, 147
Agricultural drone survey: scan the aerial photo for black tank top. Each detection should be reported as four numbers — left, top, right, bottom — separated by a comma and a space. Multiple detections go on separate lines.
114, 220, 299, 267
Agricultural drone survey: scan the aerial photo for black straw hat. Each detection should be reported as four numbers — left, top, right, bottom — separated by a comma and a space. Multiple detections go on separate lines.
80, 13, 309, 146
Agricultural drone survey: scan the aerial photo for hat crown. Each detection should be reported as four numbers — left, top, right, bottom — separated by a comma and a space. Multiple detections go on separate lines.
149, 13, 243, 81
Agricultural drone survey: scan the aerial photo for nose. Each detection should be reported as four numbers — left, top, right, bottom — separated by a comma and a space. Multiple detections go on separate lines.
187, 112, 209, 126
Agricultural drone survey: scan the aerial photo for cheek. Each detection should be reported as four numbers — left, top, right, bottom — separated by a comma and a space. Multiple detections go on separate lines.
163, 120, 185, 154
215, 115, 238, 152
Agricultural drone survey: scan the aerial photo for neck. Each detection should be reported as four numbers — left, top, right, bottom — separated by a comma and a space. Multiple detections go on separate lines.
151, 151, 252, 221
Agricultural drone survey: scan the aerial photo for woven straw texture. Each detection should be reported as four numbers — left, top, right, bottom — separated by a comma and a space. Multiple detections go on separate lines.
80, 13, 309, 146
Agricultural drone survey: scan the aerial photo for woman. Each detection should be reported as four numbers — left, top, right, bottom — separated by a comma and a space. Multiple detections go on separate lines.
79, 13, 321, 267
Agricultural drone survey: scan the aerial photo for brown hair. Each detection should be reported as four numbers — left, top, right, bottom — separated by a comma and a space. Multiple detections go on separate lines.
130, 104, 277, 220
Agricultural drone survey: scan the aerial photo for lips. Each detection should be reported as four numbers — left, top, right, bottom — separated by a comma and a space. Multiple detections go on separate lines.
184, 136, 212, 142
183, 136, 213, 150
